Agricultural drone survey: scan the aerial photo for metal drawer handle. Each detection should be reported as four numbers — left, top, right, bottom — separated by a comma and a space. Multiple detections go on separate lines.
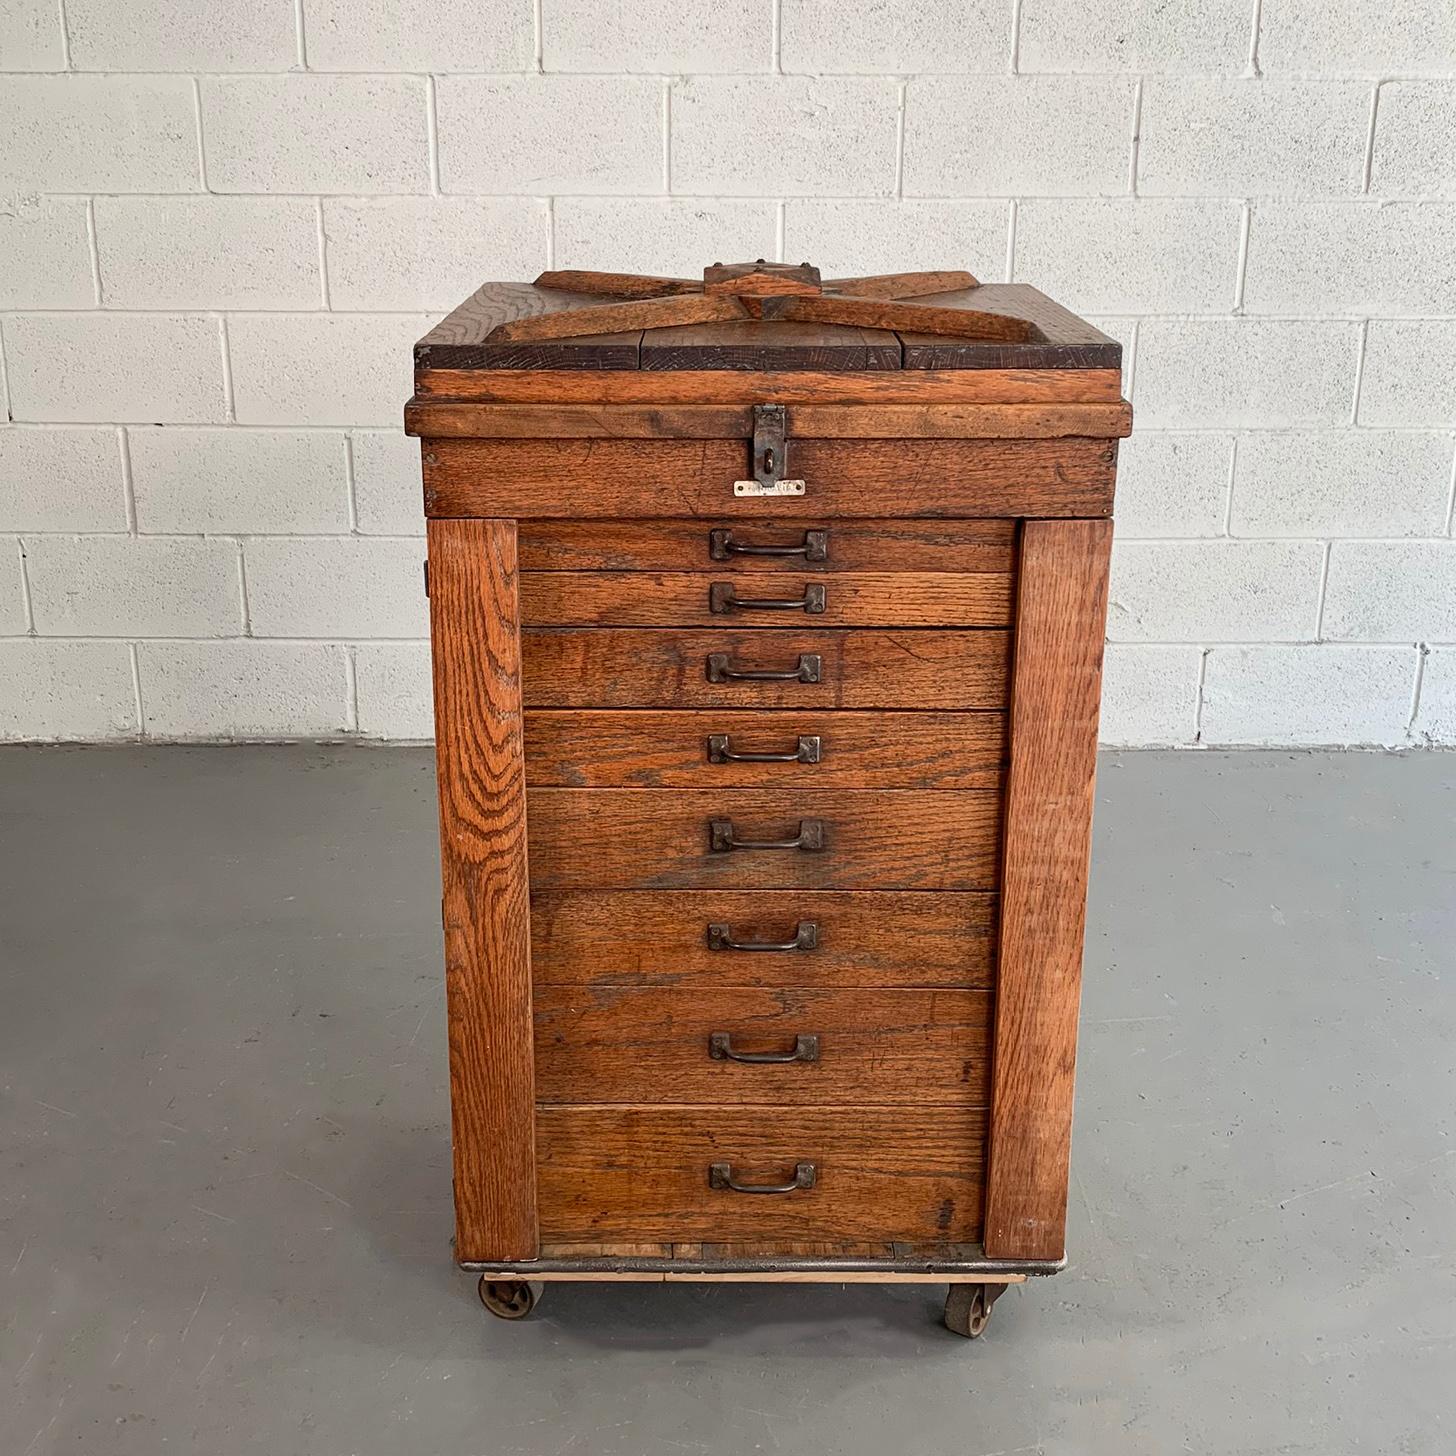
710, 582, 826, 614
709, 1162, 817, 1195
707, 920, 819, 952
709, 1032, 820, 1064
706, 652, 821, 684
709, 528, 828, 562
707, 733, 820, 765
709, 818, 825, 853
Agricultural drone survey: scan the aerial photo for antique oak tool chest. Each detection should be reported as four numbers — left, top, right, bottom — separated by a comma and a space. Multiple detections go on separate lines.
404, 261, 1129, 1339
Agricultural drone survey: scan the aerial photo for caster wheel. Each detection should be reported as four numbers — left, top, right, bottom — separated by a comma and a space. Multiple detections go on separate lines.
478, 1277, 543, 1320
943, 1282, 1005, 1339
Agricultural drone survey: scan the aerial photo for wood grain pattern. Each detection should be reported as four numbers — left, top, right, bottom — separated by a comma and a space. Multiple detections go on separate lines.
522, 709, 1006, 788
529, 889, 997, 988
822, 269, 978, 298
535, 1106, 986, 1242
639, 317, 901, 372
983, 518, 1114, 1263
534, 987, 992, 1105
488, 292, 748, 344
515, 517, 1015, 574
422, 437, 1118, 519
520, 628, 1012, 709
524, 787, 1000, 890
534, 270, 700, 297
426, 518, 538, 1261
896, 286, 1122, 371
517, 570, 1013, 628
782, 294, 1033, 344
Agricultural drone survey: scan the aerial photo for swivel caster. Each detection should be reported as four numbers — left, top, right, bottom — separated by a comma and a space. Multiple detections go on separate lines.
943, 1282, 1005, 1339
478, 1277, 544, 1320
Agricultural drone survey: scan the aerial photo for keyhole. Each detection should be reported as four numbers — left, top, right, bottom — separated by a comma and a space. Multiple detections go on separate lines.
763, 447, 776, 473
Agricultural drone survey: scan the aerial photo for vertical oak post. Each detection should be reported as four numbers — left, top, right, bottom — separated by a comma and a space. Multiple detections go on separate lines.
427, 516, 538, 1261
983, 517, 1113, 1261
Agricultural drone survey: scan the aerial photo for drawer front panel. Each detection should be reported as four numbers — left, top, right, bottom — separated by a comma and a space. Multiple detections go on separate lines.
534, 987, 991, 1105
523, 710, 1005, 789
530, 890, 996, 988
518, 570, 1013, 628
521, 628, 1011, 709
525, 788, 1000, 891
535, 1106, 985, 1242
517, 518, 1016, 574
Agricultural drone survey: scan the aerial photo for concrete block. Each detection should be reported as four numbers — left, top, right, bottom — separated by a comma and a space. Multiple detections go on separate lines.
1015, 199, 1240, 314
5, 314, 227, 425
137, 641, 350, 739
350, 430, 423, 536
1114, 433, 1231, 539
1371, 83, 1456, 197
553, 199, 777, 275
1098, 644, 1202, 746
1413, 648, 1456, 744
0, 641, 137, 741
1202, 645, 1417, 746
0, 427, 126, 532
1259, 0, 1456, 74
129, 427, 349, 534
438, 77, 663, 195
906, 77, 1134, 196
1139, 80, 1370, 197
780, 0, 1009, 73
0, 0, 65, 68
1135, 320, 1359, 429
1233, 431, 1453, 538
784, 200, 1010, 277
95, 196, 320, 310
228, 313, 429, 428
1359, 321, 1456, 426
306, 0, 531, 70
354, 642, 433, 739
26, 535, 243, 637
202, 76, 429, 194
1020, 0, 1251, 72
244, 537, 428, 638
0, 76, 199, 192
1323, 542, 1456, 642
66, 0, 297, 69
672, 77, 899, 197
0, 542, 24, 633
546, 0, 770, 72
1108, 540, 1324, 642
0, 196, 94, 309
324, 198, 547, 312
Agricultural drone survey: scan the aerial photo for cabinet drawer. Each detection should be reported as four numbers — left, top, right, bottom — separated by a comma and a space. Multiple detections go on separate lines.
535, 1106, 985, 1243
526, 788, 1000, 891
517, 518, 1016, 574
530, 890, 996, 988
523, 710, 1005, 789
534, 987, 991, 1105
521, 628, 1011, 709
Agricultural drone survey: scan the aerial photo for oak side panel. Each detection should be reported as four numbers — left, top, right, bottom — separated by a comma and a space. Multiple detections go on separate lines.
983, 517, 1113, 1262
427, 518, 538, 1261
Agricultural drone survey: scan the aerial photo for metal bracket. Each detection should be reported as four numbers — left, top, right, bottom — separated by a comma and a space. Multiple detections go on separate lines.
733, 404, 806, 497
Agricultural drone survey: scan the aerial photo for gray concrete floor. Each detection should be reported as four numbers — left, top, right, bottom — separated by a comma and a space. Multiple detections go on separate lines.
1, 746, 1453, 1456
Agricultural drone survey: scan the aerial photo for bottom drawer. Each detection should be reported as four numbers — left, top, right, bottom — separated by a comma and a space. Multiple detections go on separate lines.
536, 1106, 985, 1243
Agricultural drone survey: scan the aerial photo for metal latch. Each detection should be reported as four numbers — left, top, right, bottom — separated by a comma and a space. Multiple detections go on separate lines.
734, 404, 806, 497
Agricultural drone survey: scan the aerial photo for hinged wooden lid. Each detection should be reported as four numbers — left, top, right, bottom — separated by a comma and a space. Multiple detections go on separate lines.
414, 262, 1120, 374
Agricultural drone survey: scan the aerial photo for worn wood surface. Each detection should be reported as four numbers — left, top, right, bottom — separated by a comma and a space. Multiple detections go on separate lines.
781, 294, 1033, 343
638, 318, 903, 372
529, 889, 997, 988
422, 437, 1117, 519
524, 787, 1000, 891
522, 709, 1006, 788
823, 269, 978, 298
535, 1106, 985, 1242
984, 518, 1113, 1263
517, 570, 1013, 628
520, 628, 1012, 710
533, 987, 992, 1105
426, 518, 538, 1261
515, 517, 1015, 574
488, 292, 748, 344
534, 270, 700, 297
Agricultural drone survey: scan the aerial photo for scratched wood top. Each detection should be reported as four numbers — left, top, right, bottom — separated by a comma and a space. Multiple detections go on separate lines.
415, 281, 1120, 372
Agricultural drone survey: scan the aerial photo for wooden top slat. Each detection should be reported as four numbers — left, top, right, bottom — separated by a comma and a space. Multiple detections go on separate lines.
640, 318, 900, 372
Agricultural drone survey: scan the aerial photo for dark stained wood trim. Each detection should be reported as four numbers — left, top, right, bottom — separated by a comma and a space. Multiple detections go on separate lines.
427, 518, 539, 1262
983, 517, 1114, 1262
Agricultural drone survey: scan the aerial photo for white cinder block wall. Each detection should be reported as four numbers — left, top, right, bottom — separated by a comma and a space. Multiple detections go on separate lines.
1, 0, 1454, 746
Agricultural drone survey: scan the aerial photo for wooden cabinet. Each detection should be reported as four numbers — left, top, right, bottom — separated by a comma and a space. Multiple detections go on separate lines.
406, 262, 1128, 1338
